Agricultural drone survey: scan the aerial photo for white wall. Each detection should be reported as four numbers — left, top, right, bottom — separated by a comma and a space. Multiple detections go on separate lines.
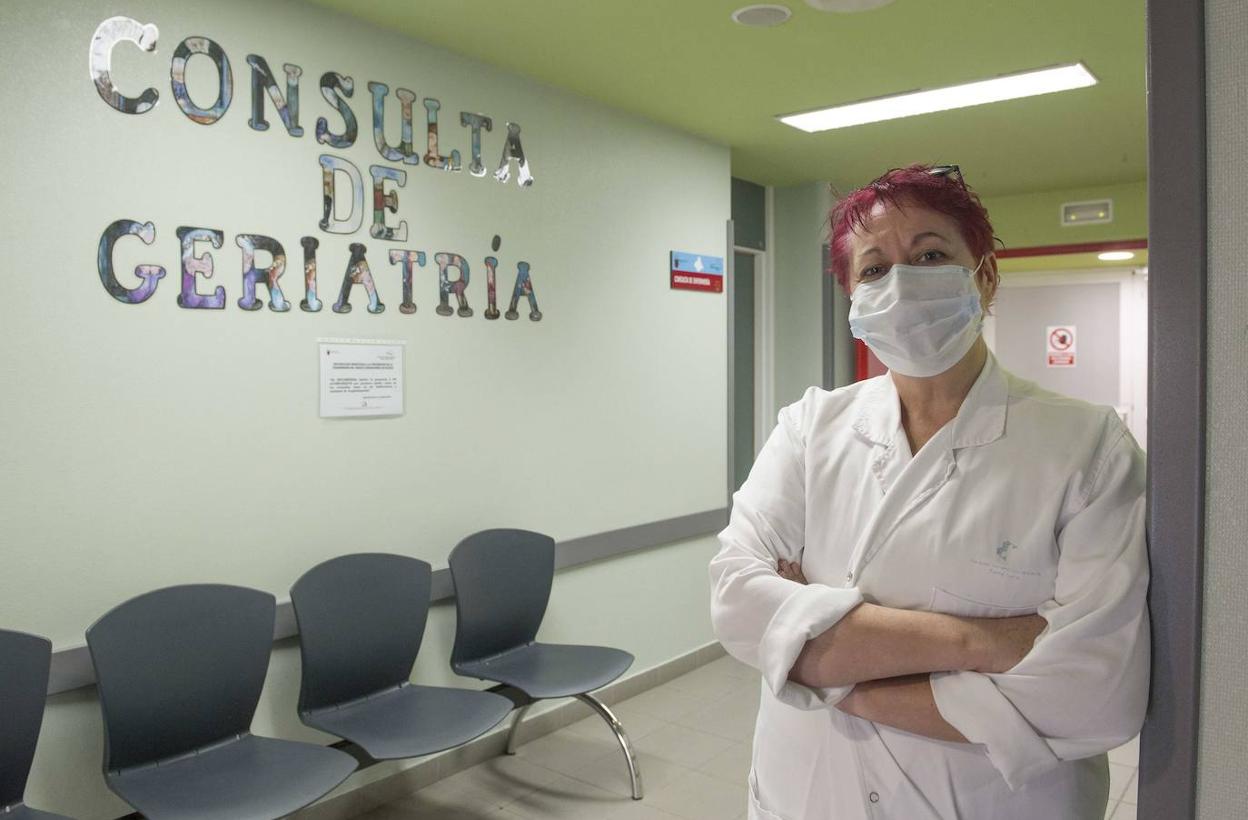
992, 281, 1121, 406
989, 273, 1149, 446
1198, 0, 1248, 815
0, 1, 730, 815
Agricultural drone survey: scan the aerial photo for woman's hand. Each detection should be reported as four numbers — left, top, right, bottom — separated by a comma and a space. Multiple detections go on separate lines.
777, 559, 808, 584
965, 614, 1048, 674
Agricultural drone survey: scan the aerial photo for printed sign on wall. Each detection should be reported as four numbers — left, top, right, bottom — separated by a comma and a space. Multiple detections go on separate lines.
1047, 325, 1077, 367
670, 252, 724, 293
319, 341, 405, 417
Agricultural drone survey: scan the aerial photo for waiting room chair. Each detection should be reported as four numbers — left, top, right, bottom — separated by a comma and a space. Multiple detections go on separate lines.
448, 528, 643, 799
290, 553, 513, 759
0, 629, 73, 820
85, 584, 357, 820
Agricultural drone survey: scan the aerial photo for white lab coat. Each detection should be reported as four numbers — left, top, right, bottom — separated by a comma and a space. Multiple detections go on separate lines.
710, 353, 1148, 820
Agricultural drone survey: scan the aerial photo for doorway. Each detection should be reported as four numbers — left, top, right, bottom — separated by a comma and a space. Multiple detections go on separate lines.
731, 244, 773, 491
986, 268, 1149, 446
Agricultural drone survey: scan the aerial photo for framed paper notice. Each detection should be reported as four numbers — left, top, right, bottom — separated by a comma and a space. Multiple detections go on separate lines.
318, 341, 405, 418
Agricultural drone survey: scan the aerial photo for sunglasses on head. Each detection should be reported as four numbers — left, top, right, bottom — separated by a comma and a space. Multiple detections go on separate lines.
929, 164, 966, 188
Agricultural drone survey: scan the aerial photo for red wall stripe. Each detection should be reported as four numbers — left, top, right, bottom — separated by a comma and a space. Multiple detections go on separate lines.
995, 239, 1148, 259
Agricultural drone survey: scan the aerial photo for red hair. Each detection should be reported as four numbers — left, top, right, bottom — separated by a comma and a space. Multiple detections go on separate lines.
828, 164, 998, 290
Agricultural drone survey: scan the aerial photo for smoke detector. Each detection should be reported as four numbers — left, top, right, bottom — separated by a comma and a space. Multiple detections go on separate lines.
731, 5, 793, 27
804, 0, 896, 11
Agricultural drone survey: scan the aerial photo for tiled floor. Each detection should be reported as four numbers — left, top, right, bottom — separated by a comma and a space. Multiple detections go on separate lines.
1106, 734, 1141, 820
355, 654, 1141, 820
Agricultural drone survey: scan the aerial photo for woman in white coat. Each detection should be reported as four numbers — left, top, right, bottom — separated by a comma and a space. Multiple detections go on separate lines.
710, 164, 1149, 820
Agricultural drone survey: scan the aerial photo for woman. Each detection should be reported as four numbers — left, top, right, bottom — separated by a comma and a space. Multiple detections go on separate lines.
709, 164, 1149, 820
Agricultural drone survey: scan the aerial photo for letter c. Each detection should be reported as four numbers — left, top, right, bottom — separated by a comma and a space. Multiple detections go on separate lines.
89, 16, 160, 115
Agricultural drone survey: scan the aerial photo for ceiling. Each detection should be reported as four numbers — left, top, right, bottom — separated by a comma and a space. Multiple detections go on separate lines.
307, 0, 1147, 197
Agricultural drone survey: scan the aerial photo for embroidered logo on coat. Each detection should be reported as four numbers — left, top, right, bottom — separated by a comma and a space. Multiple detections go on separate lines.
996, 540, 1018, 562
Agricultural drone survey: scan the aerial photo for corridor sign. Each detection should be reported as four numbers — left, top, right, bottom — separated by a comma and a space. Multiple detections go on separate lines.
670, 252, 724, 293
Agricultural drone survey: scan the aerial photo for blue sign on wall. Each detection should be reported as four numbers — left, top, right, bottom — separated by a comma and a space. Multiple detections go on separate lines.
670, 251, 724, 293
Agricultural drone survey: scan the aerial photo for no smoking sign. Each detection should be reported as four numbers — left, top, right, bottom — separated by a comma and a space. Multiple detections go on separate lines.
1047, 325, 1077, 367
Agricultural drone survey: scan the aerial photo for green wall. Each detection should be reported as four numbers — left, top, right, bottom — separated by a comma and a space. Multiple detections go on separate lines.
982, 180, 1148, 250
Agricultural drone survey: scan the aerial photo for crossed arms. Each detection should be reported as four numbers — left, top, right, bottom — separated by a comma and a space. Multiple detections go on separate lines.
778, 560, 1045, 743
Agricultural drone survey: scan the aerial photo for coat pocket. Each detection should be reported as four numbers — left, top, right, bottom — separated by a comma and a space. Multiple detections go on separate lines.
748, 768, 792, 820
928, 586, 1042, 618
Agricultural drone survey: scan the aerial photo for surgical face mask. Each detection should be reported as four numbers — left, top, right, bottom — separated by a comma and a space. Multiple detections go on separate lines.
847, 261, 985, 378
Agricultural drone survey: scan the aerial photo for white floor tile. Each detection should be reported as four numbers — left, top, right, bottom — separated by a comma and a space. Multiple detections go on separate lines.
697, 741, 751, 785
622, 683, 721, 723
501, 772, 627, 819
1110, 802, 1137, 820
672, 695, 758, 743
1108, 735, 1140, 767
417, 753, 563, 812
566, 749, 692, 798
701, 655, 757, 681
1108, 762, 1136, 803
665, 666, 746, 701
633, 723, 737, 770
598, 800, 686, 820
1120, 771, 1137, 805
513, 726, 621, 774
645, 769, 748, 820
359, 790, 518, 820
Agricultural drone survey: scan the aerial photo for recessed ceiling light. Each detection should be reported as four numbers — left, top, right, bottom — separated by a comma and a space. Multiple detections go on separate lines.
1098, 251, 1136, 261
778, 62, 1098, 132
732, 4, 792, 27
804, 0, 895, 11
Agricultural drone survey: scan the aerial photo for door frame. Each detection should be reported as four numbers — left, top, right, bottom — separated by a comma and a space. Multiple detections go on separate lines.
725, 209, 778, 507
731, 242, 775, 463
730, 188, 777, 464
1141, 0, 1207, 817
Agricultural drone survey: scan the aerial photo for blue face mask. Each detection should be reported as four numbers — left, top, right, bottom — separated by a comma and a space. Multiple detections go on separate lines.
848, 261, 985, 378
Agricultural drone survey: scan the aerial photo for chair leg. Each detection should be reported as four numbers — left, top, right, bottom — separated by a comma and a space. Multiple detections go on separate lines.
506, 703, 532, 755
575, 693, 644, 800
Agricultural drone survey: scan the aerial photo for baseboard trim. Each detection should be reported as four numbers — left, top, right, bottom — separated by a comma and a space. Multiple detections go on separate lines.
292, 641, 729, 820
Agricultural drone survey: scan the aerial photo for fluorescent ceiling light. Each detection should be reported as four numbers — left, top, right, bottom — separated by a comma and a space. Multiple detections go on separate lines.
1098, 251, 1135, 261
778, 62, 1097, 132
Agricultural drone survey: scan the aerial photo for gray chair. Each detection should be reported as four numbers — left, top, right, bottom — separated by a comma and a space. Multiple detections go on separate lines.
448, 529, 642, 799
85, 585, 357, 820
0, 629, 73, 820
290, 553, 512, 759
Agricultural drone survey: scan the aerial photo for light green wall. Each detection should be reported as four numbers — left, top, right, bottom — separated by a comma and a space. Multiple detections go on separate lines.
772, 182, 832, 408
0, 1, 728, 815
772, 181, 853, 409
982, 180, 1148, 250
